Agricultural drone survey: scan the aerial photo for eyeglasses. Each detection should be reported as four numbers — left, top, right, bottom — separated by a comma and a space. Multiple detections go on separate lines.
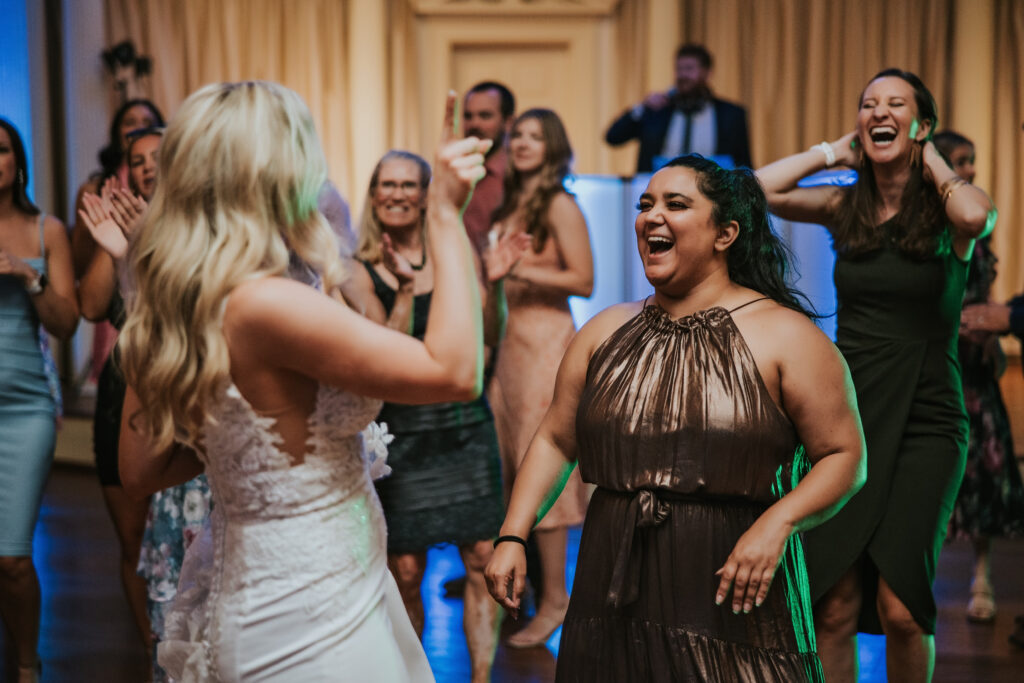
378, 181, 422, 195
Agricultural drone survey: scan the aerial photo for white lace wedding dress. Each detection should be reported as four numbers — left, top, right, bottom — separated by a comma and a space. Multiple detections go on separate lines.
157, 382, 434, 682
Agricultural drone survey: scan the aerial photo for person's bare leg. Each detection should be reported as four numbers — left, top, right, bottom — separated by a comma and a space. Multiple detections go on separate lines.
966, 536, 995, 621
100, 485, 152, 651
813, 561, 862, 683
507, 526, 570, 647
0, 557, 40, 682
388, 552, 428, 638
877, 577, 934, 683
459, 541, 501, 683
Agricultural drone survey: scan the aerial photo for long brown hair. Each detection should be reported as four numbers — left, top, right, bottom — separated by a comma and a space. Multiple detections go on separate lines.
832, 69, 946, 259
492, 108, 573, 252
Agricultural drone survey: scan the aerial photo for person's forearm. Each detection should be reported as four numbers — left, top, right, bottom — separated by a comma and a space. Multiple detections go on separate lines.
386, 282, 415, 334
119, 388, 205, 498
422, 204, 484, 396
756, 149, 828, 197
769, 448, 864, 534
482, 278, 507, 347
510, 263, 593, 298
605, 109, 642, 145
120, 442, 205, 499
78, 249, 118, 322
499, 433, 578, 537
929, 159, 994, 239
30, 285, 79, 340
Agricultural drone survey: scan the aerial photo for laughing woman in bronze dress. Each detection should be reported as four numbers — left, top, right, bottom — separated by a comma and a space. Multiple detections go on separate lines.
485, 155, 865, 682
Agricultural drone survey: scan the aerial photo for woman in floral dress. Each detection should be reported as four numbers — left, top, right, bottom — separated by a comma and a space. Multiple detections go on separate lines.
934, 130, 1024, 623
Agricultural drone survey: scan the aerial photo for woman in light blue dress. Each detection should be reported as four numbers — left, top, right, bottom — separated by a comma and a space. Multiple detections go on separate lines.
0, 118, 79, 682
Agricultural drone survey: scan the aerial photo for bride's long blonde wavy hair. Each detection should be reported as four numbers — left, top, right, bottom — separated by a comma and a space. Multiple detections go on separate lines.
118, 81, 344, 451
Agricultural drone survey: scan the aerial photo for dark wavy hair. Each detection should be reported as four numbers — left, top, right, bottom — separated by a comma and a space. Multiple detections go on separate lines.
98, 99, 165, 178
932, 130, 974, 162
466, 81, 515, 119
0, 118, 41, 215
664, 154, 815, 318
492, 108, 573, 252
832, 68, 945, 259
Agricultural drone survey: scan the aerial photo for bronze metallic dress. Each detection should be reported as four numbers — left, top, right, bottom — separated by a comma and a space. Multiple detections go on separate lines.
556, 303, 823, 682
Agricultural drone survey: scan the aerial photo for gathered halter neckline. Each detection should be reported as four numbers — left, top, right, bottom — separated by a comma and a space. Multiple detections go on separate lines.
641, 295, 770, 323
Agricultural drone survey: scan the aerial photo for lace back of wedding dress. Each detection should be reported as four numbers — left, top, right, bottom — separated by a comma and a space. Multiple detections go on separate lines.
159, 382, 393, 681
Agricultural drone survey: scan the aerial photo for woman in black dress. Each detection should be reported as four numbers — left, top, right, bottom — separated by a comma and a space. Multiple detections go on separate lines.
348, 150, 528, 683
486, 155, 866, 682
757, 70, 994, 683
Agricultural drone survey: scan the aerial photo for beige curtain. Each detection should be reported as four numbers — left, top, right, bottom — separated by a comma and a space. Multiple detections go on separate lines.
672, 0, 1022, 300
991, 0, 1024, 300
105, 0, 1024, 299
105, 0, 351, 188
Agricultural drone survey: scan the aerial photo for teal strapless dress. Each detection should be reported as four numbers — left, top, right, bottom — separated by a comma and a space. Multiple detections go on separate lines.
0, 216, 56, 556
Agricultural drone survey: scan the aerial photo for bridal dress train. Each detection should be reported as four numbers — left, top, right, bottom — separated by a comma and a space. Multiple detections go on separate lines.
157, 383, 435, 682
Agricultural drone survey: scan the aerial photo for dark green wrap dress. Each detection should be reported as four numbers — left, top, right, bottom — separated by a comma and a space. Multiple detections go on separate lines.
803, 219, 969, 635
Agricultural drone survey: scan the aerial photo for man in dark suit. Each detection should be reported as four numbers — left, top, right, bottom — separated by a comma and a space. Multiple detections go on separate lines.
605, 44, 752, 172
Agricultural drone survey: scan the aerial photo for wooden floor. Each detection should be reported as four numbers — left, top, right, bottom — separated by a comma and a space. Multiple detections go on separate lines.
5, 367, 1024, 681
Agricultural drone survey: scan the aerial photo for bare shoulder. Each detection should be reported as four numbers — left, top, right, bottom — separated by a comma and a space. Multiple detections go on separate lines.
573, 300, 644, 355
546, 191, 585, 225
224, 276, 324, 334
42, 215, 68, 241
731, 299, 836, 363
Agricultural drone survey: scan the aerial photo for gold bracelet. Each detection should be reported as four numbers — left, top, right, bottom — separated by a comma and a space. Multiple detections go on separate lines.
942, 177, 967, 207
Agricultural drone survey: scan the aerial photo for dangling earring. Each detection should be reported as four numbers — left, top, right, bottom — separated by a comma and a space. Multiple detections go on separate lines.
17, 168, 25, 186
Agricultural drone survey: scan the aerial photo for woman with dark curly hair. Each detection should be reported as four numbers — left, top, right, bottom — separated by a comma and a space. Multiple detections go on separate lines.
486, 108, 594, 647
486, 155, 865, 681
758, 69, 994, 682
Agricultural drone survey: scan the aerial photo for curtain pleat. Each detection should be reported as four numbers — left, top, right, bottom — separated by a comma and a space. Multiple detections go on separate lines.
102, 0, 1024, 299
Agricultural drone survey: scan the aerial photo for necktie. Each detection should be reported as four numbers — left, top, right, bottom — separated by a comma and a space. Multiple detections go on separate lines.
682, 111, 694, 155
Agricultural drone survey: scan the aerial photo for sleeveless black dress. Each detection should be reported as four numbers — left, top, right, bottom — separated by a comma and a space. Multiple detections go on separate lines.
557, 302, 824, 682
803, 220, 969, 635
362, 262, 504, 553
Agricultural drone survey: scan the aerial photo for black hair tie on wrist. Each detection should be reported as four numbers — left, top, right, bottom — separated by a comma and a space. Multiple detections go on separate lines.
493, 534, 528, 550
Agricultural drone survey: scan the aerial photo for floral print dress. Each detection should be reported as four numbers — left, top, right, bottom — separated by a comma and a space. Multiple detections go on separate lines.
137, 475, 212, 682
949, 237, 1024, 539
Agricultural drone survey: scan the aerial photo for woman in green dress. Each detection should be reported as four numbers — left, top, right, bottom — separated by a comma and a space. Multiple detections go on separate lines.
757, 69, 994, 683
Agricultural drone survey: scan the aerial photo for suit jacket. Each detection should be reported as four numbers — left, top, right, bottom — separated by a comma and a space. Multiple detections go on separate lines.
605, 96, 752, 173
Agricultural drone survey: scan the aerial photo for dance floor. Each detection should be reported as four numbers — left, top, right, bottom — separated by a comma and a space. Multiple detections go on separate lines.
5, 360, 1024, 681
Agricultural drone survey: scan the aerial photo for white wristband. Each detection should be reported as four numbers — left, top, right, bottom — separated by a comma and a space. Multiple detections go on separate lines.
814, 141, 836, 167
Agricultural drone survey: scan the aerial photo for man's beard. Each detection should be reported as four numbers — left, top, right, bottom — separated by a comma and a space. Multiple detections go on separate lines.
674, 85, 712, 113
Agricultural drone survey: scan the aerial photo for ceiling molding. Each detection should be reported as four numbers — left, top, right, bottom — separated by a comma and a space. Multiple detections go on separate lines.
408, 0, 623, 18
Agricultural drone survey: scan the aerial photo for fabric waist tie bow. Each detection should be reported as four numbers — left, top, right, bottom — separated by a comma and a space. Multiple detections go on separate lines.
605, 488, 675, 608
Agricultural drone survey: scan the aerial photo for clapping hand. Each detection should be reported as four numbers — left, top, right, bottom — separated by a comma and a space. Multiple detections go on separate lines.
79, 190, 129, 259
430, 92, 492, 216
381, 233, 416, 286
483, 231, 532, 282
109, 187, 148, 237
0, 248, 34, 285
